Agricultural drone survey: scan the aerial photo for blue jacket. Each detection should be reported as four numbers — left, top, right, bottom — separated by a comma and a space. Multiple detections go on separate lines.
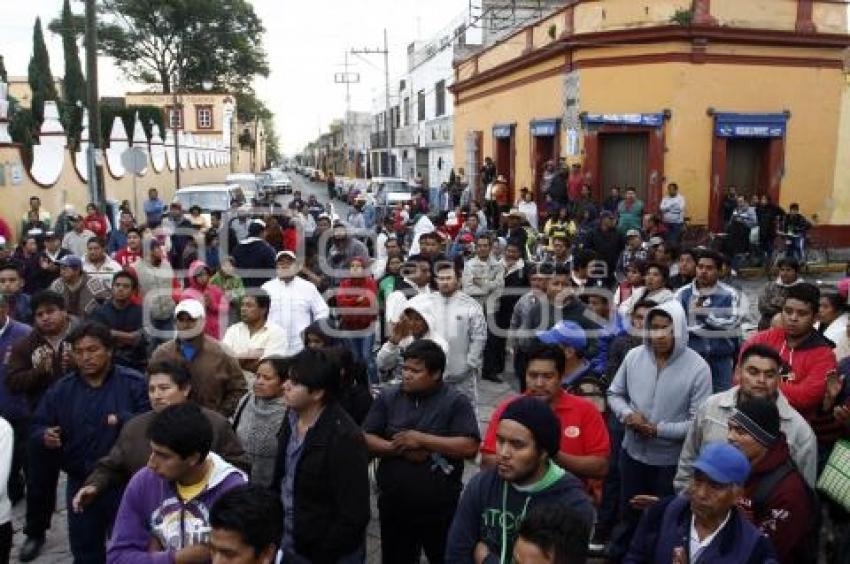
675, 280, 742, 359
31, 364, 150, 480
0, 320, 33, 422
625, 495, 778, 564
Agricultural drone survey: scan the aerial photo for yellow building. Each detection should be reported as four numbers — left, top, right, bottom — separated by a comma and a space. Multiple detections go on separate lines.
7, 76, 64, 109
451, 0, 850, 237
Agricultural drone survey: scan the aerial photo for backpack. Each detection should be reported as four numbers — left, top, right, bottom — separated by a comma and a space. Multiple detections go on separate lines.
751, 459, 820, 564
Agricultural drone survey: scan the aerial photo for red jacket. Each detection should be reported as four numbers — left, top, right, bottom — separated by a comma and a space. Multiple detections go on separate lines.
181, 260, 229, 339
336, 276, 377, 330
738, 438, 813, 564
84, 212, 109, 240
741, 328, 836, 420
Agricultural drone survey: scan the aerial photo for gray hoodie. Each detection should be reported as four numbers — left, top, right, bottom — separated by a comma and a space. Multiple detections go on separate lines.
376, 298, 450, 382
407, 291, 487, 383
607, 300, 713, 466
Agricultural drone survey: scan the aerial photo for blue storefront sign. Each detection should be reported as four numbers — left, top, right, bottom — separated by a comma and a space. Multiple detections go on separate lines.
492, 124, 514, 138
530, 119, 559, 137
714, 113, 786, 138
582, 113, 665, 127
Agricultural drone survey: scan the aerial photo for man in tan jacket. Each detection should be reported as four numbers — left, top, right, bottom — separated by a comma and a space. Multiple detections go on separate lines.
150, 299, 246, 417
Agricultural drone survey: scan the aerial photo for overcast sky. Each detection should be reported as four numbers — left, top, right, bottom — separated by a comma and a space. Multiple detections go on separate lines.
1, 0, 469, 156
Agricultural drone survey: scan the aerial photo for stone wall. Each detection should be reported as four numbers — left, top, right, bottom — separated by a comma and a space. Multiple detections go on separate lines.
0, 83, 239, 240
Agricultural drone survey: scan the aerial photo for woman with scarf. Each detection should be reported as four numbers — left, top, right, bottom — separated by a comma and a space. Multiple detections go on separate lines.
232, 356, 288, 488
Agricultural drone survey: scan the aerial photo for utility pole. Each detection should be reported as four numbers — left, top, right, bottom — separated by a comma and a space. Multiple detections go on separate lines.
352, 28, 391, 176
172, 37, 183, 191
334, 52, 360, 177
84, 0, 104, 205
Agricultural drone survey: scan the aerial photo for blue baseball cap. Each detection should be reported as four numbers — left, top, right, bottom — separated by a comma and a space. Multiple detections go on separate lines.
536, 321, 587, 352
57, 255, 82, 269
693, 443, 751, 486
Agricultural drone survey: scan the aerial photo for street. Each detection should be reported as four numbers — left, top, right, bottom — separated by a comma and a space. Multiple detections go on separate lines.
14, 167, 844, 563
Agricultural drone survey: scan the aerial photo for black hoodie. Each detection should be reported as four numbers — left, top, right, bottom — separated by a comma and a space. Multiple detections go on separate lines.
445, 466, 594, 563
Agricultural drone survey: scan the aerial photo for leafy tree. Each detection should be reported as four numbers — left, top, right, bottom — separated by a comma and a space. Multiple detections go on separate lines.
58, 0, 86, 149
9, 100, 36, 166
0, 55, 7, 83
28, 17, 58, 125
52, 0, 269, 95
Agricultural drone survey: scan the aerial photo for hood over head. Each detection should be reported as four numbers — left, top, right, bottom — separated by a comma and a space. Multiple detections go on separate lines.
188, 260, 211, 282
402, 298, 449, 353
643, 299, 689, 361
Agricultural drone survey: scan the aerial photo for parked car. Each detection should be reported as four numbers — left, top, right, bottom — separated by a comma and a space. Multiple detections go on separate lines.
225, 173, 261, 203
372, 177, 413, 208
266, 175, 293, 195
173, 183, 247, 224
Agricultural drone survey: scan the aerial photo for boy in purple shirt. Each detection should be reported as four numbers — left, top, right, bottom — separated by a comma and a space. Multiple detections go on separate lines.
107, 403, 247, 563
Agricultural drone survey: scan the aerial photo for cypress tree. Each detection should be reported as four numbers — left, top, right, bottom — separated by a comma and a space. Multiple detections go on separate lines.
28, 17, 58, 125
60, 0, 86, 148
0, 55, 7, 83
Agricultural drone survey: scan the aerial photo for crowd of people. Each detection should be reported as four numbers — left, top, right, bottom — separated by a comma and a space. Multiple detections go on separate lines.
0, 169, 844, 564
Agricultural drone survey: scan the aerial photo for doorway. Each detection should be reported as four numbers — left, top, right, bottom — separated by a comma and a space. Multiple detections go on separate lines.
725, 137, 769, 200
600, 133, 649, 201
494, 132, 515, 202
532, 134, 557, 195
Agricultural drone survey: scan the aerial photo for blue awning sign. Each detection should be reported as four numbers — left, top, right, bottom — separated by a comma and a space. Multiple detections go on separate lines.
493, 124, 513, 138
530, 119, 559, 137
582, 113, 665, 127
714, 113, 786, 138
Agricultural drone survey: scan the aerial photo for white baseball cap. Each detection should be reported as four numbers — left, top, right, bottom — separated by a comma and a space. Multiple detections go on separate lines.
174, 298, 206, 319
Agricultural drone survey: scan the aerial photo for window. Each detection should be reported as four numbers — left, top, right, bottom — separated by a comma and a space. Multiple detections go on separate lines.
417, 90, 425, 122
403, 97, 410, 126
196, 105, 213, 129
393, 105, 400, 128
165, 105, 183, 129
435, 80, 446, 117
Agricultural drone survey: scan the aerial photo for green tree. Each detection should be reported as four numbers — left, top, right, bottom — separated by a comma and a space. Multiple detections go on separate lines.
28, 17, 58, 125
59, 0, 86, 149
51, 0, 269, 94
0, 55, 7, 83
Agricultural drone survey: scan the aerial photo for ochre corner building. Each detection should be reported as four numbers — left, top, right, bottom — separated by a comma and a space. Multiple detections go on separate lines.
451, 0, 850, 237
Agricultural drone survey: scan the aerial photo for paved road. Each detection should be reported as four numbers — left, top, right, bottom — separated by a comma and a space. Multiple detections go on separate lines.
13, 170, 842, 562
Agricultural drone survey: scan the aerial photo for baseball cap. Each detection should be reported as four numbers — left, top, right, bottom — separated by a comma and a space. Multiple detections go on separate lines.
626, 229, 641, 238
276, 250, 296, 262
600, 210, 615, 219
648, 236, 664, 247
536, 321, 587, 351
692, 443, 751, 486
174, 298, 206, 320
57, 255, 82, 269
250, 218, 267, 228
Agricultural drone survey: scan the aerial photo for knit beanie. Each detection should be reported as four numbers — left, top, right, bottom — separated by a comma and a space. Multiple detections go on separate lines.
730, 398, 781, 448
500, 396, 561, 458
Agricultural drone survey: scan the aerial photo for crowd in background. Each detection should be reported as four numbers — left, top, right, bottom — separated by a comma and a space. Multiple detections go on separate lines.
0, 162, 842, 564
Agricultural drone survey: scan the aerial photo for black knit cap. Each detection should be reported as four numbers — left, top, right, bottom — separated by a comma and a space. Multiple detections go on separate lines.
500, 396, 561, 458
730, 397, 781, 448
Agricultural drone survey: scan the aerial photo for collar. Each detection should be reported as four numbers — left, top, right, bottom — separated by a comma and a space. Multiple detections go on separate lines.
690, 510, 732, 552
722, 387, 796, 422
562, 360, 591, 388
0, 316, 11, 340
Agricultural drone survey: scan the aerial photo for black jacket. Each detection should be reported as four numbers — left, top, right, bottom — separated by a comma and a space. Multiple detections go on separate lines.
272, 402, 370, 563
587, 227, 624, 281
232, 238, 277, 288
